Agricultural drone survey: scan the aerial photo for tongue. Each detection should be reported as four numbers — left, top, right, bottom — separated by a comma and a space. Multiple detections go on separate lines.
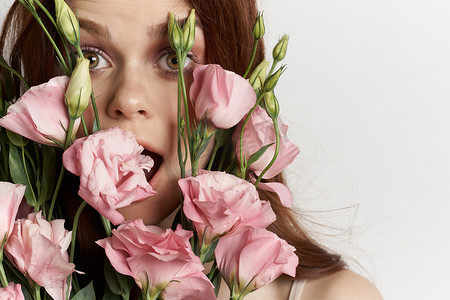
141, 150, 162, 182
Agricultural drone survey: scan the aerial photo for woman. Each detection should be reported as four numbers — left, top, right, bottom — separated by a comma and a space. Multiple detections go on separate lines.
1, 0, 383, 299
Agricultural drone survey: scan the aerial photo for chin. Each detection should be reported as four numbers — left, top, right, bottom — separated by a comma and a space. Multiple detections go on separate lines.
117, 193, 181, 227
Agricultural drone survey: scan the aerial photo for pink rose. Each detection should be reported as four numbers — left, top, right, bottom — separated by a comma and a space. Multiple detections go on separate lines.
161, 276, 217, 300
233, 105, 299, 179
215, 228, 298, 297
0, 182, 25, 243
178, 170, 276, 246
96, 220, 215, 299
250, 174, 293, 207
4, 212, 75, 300
0, 283, 24, 300
189, 64, 256, 129
62, 127, 156, 225
0, 76, 80, 147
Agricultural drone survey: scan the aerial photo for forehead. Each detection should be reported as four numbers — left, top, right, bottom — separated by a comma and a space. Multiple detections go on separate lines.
68, 0, 192, 26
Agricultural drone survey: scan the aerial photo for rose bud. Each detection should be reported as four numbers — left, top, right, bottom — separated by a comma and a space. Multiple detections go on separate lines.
182, 9, 196, 52
55, 0, 80, 45
273, 34, 289, 62
252, 12, 265, 40
65, 57, 92, 119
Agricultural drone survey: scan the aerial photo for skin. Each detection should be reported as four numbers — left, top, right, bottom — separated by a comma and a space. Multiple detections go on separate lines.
216, 270, 384, 300
68, 0, 384, 299
69, 0, 207, 226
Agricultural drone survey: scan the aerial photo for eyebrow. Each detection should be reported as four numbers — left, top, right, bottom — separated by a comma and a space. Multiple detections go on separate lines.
78, 18, 112, 40
147, 22, 168, 39
78, 17, 202, 41
147, 17, 202, 39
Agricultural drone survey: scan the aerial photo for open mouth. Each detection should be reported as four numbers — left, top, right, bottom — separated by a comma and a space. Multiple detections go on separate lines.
141, 149, 163, 183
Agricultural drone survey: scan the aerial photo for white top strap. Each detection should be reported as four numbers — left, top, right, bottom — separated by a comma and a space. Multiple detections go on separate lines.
288, 279, 306, 300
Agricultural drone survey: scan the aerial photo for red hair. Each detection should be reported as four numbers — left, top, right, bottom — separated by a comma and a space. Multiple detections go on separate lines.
188, 0, 345, 278
1, 0, 345, 286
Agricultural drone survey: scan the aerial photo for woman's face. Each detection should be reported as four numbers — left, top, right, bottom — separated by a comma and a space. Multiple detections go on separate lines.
69, 0, 207, 225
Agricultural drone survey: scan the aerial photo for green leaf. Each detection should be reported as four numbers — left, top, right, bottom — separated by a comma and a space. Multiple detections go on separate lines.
9, 144, 35, 205
104, 258, 134, 297
3, 256, 29, 290
0, 54, 18, 101
38, 145, 56, 205
202, 238, 219, 264
195, 133, 214, 160
0, 132, 9, 143
71, 281, 96, 300
0, 70, 15, 103
211, 268, 222, 297
214, 128, 232, 149
6, 130, 28, 147
92, 118, 100, 133
0, 96, 4, 116
102, 284, 121, 300
247, 143, 274, 166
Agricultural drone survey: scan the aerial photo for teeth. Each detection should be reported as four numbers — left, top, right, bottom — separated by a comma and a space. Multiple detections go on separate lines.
141, 149, 162, 182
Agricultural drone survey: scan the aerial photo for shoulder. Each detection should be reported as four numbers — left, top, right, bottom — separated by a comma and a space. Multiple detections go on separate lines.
301, 270, 383, 300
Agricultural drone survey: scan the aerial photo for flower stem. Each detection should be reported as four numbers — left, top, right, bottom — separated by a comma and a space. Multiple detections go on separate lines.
70, 201, 87, 263
0, 263, 7, 288
142, 285, 160, 300
33, 0, 57, 28
268, 59, 279, 78
24, 148, 38, 179
177, 51, 196, 176
18, 0, 70, 75
101, 215, 112, 237
229, 285, 238, 300
66, 200, 87, 299
178, 54, 192, 142
21, 145, 38, 208
239, 92, 266, 178
64, 117, 75, 149
34, 284, 42, 300
47, 165, 65, 221
47, 116, 76, 220
191, 160, 199, 178
75, 45, 84, 60
199, 250, 207, 265
254, 118, 280, 187
34, 0, 75, 73
90, 93, 101, 132
243, 40, 259, 79
80, 115, 89, 136
177, 77, 186, 178
0, 250, 8, 288
206, 143, 220, 171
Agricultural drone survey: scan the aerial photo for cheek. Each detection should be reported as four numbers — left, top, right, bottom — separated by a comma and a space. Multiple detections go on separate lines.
90, 76, 111, 113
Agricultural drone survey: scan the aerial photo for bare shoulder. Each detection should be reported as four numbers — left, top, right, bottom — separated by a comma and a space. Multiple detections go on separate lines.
301, 270, 383, 300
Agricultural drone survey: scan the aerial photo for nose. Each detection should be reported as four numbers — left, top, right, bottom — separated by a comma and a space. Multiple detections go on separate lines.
107, 65, 153, 120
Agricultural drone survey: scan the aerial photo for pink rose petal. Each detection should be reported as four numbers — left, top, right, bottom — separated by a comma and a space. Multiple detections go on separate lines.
0, 76, 80, 146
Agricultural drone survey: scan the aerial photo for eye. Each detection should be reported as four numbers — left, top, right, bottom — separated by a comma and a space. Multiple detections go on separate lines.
166, 53, 179, 70
158, 51, 192, 71
81, 47, 110, 70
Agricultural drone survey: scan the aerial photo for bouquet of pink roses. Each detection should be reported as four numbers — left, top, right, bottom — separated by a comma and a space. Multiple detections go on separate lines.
0, 1, 300, 299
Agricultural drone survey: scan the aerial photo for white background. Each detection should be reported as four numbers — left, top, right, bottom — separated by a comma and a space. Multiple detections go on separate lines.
2, 0, 450, 299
